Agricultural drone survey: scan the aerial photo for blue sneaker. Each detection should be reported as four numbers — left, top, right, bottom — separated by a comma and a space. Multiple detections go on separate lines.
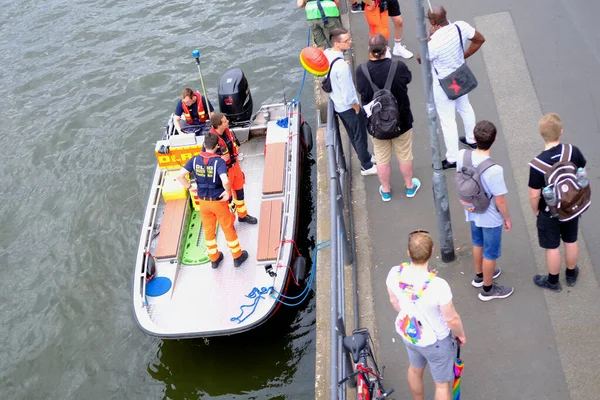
379, 185, 392, 202
350, 2, 364, 13
405, 178, 421, 198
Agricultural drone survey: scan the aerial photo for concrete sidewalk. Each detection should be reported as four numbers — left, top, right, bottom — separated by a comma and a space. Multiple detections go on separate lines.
327, 6, 600, 400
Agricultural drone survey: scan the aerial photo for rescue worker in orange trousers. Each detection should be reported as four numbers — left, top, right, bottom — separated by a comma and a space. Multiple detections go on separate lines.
208, 112, 258, 224
173, 87, 215, 135
176, 132, 249, 269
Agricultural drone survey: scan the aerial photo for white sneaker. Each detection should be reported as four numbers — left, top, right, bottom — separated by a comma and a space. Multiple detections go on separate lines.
392, 42, 414, 59
371, 155, 377, 164
360, 165, 378, 176
237, 152, 244, 161
385, 48, 392, 59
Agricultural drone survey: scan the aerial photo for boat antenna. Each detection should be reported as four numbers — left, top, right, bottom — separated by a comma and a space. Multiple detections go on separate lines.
192, 49, 211, 112
280, 73, 287, 105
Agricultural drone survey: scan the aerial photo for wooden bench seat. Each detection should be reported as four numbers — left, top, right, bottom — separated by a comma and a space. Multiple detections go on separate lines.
256, 199, 283, 261
262, 142, 287, 195
155, 199, 188, 259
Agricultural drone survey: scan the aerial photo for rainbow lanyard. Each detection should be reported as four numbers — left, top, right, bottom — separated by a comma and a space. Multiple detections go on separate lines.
397, 262, 437, 302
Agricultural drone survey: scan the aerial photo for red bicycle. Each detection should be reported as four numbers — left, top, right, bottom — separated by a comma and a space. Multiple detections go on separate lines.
339, 328, 395, 400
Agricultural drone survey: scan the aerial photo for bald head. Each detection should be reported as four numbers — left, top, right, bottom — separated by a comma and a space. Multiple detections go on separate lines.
427, 5, 448, 26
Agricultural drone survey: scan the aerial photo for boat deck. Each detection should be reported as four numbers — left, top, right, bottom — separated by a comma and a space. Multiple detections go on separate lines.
146, 134, 287, 336
133, 103, 300, 338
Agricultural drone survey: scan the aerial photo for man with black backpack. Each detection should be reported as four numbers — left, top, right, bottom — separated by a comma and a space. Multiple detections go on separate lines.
528, 113, 590, 292
356, 34, 420, 201
456, 120, 514, 301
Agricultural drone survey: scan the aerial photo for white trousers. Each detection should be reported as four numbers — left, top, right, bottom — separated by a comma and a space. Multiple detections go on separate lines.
433, 82, 476, 163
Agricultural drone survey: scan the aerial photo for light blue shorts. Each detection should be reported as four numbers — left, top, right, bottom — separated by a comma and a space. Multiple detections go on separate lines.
470, 222, 503, 260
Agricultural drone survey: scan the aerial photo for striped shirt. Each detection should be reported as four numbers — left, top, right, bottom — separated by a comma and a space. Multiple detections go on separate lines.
428, 21, 476, 79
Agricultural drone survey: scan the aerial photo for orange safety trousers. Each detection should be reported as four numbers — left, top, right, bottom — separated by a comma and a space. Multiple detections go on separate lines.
198, 199, 243, 261
364, 3, 390, 40
227, 162, 249, 218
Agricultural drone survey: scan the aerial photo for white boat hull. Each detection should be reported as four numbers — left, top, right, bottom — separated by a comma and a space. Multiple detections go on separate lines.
132, 103, 304, 338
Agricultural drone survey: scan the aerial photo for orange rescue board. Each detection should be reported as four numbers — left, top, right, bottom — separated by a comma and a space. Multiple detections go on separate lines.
256, 199, 283, 261
262, 143, 287, 195
155, 199, 188, 259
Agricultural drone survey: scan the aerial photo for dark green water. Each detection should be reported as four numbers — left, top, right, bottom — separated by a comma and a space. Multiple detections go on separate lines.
0, 0, 317, 398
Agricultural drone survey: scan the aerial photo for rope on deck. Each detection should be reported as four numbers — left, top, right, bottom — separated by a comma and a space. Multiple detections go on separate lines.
230, 239, 330, 324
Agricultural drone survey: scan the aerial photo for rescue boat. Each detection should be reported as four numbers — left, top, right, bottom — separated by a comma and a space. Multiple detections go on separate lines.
132, 68, 312, 338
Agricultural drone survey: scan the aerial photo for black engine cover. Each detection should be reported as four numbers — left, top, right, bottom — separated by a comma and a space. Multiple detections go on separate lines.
218, 68, 253, 124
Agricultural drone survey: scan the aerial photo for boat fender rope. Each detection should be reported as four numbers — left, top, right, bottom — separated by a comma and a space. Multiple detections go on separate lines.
273, 239, 301, 258
290, 27, 311, 106
230, 239, 331, 323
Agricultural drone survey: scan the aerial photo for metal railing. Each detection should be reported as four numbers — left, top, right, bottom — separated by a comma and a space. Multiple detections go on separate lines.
325, 98, 355, 399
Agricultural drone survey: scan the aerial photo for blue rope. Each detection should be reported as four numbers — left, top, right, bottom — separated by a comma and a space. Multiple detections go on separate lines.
270, 240, 330, 302
290, 27, 312, 106
230, 239, 331, 324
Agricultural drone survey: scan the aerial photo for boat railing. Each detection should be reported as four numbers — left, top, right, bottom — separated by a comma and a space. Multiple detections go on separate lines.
324, 98, 356, 399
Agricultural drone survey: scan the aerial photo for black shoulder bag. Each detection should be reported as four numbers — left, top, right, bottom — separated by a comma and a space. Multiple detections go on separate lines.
321, 57, 343, 93
436, 24, 478, 100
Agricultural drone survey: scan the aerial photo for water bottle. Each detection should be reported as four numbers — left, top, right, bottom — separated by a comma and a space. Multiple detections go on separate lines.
542, 187, 559, 218
577, 167, 589, 188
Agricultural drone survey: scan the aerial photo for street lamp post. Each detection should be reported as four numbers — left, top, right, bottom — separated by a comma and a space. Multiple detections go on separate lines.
413, 0, 456, 263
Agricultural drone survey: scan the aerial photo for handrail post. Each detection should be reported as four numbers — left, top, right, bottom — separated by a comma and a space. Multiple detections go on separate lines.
326, 99, 340, 400
413, 0, 456, 262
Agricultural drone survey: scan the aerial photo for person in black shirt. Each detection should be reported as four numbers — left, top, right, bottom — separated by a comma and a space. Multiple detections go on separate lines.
356, 33, 420, 202
528, 113, 586, 291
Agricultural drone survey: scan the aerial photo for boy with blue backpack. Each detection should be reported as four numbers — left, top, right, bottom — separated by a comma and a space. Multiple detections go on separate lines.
456, 120, 514, 301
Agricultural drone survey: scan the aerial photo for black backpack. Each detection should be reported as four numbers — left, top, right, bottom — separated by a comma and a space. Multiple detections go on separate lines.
360, 61, 401, 140
529, 144, 591, 221
321, 57, 343, 93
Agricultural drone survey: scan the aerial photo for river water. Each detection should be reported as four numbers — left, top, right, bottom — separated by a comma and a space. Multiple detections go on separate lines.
0, 0, 317, 398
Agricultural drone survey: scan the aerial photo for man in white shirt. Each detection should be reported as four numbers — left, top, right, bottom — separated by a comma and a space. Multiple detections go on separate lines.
325, 28, 377, 176
387, 230, 466, 400
419, 5, 485, 169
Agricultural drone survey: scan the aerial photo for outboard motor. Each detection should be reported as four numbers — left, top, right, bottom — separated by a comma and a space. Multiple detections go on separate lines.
218, 68, 253, 125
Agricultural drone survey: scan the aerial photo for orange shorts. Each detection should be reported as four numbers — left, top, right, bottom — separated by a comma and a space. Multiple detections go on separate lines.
227, 162, 246, 191
364, 3, 390, 40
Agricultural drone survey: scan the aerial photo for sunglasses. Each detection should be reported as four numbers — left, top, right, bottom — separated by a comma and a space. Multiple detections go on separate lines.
409, 230, 430, 236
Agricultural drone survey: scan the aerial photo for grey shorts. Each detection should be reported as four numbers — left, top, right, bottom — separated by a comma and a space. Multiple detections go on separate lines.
404, 335, 455, 383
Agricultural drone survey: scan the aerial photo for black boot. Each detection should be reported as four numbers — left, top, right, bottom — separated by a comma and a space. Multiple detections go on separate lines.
211, 252, 224, 269
238, 215, 258, 224
233, 250, 249, 268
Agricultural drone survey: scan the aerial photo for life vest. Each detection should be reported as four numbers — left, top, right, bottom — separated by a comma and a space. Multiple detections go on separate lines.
182, 91, 208, 123
305, 0, 339, 21
192, 152, 222, 191
209, 127, 240, 166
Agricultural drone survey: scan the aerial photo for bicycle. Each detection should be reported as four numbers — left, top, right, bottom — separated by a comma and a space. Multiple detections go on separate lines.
339, 327, 395, 400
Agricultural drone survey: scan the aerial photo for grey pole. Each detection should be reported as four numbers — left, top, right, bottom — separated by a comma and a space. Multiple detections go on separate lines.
413, 0, 456, 263
326, 99, 340, 399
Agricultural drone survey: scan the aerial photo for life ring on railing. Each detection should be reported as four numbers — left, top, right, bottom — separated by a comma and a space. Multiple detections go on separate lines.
301, 121, 313, 152
292, 256, 307, 286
